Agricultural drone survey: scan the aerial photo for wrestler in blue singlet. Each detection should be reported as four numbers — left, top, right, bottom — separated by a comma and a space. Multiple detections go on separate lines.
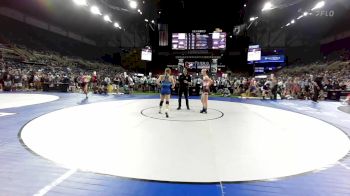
160, 75, 172, 95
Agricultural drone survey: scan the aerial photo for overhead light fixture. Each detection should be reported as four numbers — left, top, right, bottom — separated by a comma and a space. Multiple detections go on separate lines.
262, 2, 273, 12
297, 12, 308, 20
73, 0, 88, 6
312, 1, 325, 11
137, 9, 141, 12
144, 19, 149, 22
114, 22, 120, 28
244, 4, 247, 7
286, 23, 291, 26
291, 19, 295, 24
103, 15, 112, 23
90, 6, 102, 15
129, 1, 138, 9
140, 11, 143, 15
250, 17, 258, 21
151, 20, 155, 24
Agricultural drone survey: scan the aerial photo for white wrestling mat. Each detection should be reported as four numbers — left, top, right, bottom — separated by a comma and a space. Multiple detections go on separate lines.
20, 99, 350, 183
0, 93, 59, 109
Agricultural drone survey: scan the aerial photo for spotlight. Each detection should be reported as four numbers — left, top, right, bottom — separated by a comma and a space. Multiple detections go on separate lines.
250, 17, 258, 21
151, 20, 155, 24
103, 15, 112, 23
312, 1, 325, 11
291, 19, 295, 24
114, 22, 120, 28
73, 0, 87, 6
262, 2, 273, 12
244, 4, 247, 7
91, 6, 102, 15
304, 12, 308, 16
144, 19, 149, 22
129, 1, 138, 9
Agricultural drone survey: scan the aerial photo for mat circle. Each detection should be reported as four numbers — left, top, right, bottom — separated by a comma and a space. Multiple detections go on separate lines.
141, 106, 224, 122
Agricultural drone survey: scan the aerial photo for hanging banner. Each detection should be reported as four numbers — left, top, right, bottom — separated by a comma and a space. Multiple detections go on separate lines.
158, 24, 169, 46
184, 61, 211, 70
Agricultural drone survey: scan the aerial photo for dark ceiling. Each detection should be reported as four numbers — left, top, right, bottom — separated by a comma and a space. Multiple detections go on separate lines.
156, 0, 346, 33
0, 0, 157, 40
158, 0, 247, 32
0, 0, 348, 44
245, 0, 350, 36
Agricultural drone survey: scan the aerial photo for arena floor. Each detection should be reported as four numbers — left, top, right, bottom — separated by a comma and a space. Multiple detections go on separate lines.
1, 92, 350, 196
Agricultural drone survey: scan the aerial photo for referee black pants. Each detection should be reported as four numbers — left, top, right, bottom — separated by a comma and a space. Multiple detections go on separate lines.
312, 88, 319, 102
178, 87, 189, 108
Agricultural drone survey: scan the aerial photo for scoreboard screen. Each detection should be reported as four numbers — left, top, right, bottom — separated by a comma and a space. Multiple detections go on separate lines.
247, 45, 262, 61
172, 32, 226, 50
172, 33, 187, 50
141, 48, 152, 61
190, 33, 211, 49
212, 32, 226, 49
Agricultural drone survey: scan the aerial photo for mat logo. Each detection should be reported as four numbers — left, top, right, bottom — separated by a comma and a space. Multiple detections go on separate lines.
0, 112, 16, 117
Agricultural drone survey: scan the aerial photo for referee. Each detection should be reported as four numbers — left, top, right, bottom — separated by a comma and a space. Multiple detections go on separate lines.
177, 68, 191, 110
312, 75, 323, 103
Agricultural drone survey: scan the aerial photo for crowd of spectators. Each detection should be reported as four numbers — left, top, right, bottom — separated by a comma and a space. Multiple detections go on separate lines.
1, 49, 349, 102
0, 57, 162, 95
208, 60, 350, 101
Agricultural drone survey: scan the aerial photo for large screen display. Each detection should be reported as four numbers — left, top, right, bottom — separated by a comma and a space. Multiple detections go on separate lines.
172, 33, 226, 50
259, 55, 285, 63
141, 48, 152, 61
193, 33, 210, 49
172, 33, 187, 50
247, 45, 262, 61
248, 55, 285, 64
212, 32, 226, 49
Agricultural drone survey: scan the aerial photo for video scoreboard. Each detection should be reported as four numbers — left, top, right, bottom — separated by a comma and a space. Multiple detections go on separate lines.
172, 32, 226, 50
